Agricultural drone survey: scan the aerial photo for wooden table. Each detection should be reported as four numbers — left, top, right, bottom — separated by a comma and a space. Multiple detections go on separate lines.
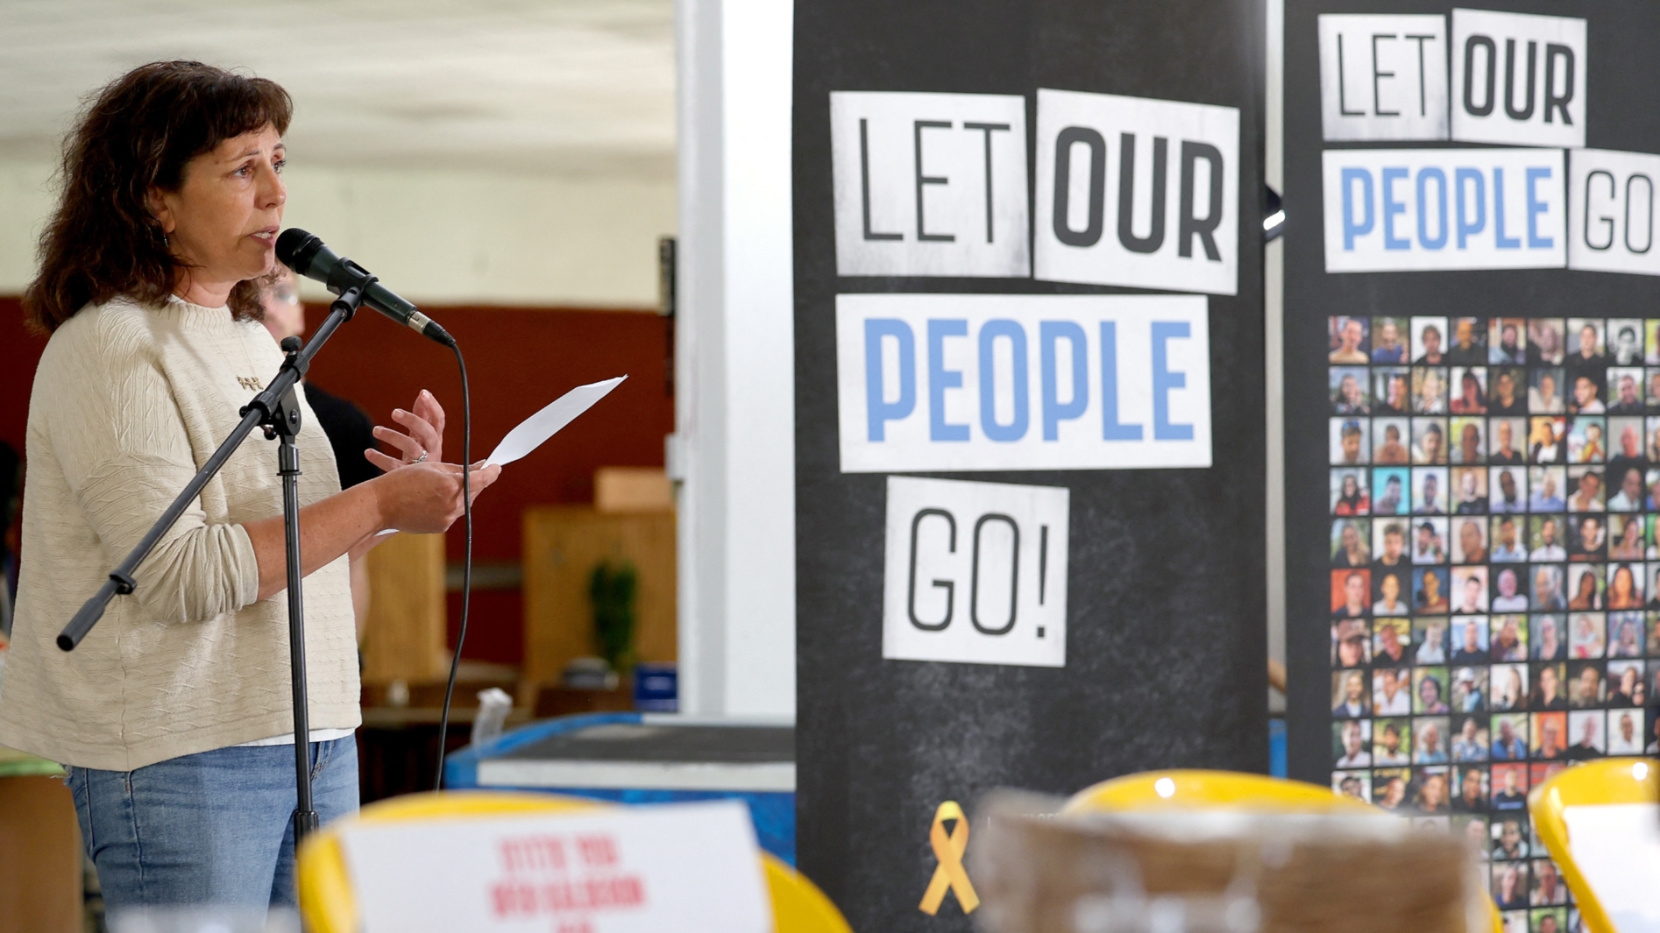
0, 746, 80, 933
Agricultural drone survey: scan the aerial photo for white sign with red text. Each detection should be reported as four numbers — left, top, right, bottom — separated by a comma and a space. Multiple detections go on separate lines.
339, 800, 772, 933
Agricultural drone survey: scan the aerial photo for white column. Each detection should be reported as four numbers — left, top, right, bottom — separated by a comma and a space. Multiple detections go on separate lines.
672, 0, 796, 718
1265, 0, 1287, 713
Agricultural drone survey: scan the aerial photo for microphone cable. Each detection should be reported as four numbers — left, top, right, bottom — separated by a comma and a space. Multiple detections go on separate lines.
434, 342, 472, 790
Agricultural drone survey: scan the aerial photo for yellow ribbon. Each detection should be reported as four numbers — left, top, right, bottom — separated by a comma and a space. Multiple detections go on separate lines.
918, 800, 979, 915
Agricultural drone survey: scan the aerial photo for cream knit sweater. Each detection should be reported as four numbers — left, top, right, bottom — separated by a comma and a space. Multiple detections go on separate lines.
0, 297, 361, 770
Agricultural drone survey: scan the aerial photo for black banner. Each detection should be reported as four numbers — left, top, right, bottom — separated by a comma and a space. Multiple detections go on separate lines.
1287, 0, 1660, 925
794, 1, 1267, 929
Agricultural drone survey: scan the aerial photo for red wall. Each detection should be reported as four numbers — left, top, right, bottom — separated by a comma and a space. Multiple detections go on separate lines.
0, 301, 45, 460
0, 297, 674, 665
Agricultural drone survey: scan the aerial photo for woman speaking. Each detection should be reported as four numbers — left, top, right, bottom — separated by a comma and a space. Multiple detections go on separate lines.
0, 62, 500, 909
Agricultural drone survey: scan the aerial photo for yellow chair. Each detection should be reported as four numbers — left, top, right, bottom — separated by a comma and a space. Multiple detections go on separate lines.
296, 791, 851, 933
1063, 770, 1500, 933
1063, 768, 1379, 815
1529, 757, 1659, 933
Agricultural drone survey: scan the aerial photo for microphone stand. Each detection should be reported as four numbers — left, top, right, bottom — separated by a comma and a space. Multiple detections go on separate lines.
58, 283, 370, 846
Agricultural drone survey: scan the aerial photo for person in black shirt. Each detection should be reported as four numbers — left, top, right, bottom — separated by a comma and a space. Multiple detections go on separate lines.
1567, 322, 1608, 371
1375, 371, 1411, 414
1491, 323, 1525, 365
1452, 767, 1486, 813
1488, 368, 1525, 414
1446, 318, 1486, 364
260, 266, 380, 637
1609, 372, 1645, 414
1415, 323, 1447, 365
302, 385, 380, 490
1564, 715, 1604, 760
1532, 664, 1568, 710
1607, 422, 1646, 489
1492, 767, 1527, 810
260, 268, 379, 489
1492, 818, 1530, 860
1451, 618, 1488, 665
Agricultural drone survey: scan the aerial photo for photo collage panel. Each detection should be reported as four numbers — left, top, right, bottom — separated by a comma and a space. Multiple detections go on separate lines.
1327, 316, 1660, 924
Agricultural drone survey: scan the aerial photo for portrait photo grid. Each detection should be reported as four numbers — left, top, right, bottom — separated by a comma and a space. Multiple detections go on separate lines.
1326, 314, 1660, 926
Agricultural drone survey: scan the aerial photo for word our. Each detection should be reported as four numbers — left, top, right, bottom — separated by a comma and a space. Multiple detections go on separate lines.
1032, 89, 1239, 295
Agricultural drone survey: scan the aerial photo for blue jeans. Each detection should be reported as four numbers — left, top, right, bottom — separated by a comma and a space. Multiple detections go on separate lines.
66, 737, 359, 910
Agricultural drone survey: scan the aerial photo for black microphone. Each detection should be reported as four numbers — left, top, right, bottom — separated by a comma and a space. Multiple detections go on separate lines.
276, 228, 455, 347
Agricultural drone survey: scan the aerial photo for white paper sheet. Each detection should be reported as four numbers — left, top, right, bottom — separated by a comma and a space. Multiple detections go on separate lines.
339, 800, 770, 933
370, 377, 625, 538
1562, 800, 1660, 933
488, 376, 626, 466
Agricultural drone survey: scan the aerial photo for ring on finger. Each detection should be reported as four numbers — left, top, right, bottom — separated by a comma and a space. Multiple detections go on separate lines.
409, 450, 428, 464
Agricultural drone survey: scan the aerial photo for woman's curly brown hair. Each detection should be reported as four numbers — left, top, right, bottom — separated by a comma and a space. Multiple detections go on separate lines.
23, 61, 292, 333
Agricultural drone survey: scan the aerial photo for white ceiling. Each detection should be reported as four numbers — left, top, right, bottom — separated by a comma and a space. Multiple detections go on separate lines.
0, 0, 676, 177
